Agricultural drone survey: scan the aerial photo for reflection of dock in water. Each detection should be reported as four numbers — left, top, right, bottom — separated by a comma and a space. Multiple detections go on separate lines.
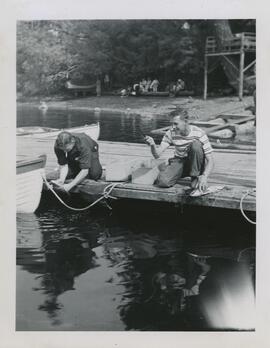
17, 136, 256, 213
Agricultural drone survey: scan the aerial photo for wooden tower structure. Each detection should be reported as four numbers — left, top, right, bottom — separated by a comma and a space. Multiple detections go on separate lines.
203, 32, 256, 101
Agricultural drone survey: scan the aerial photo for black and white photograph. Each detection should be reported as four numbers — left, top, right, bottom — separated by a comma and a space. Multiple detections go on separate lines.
15, 18, 257, 332
2, 0, 270, 346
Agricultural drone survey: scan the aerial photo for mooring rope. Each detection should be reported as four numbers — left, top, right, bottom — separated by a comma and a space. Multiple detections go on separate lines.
237, 246, 255, 262
42, 174, 124, 212
240, 189, 256, 225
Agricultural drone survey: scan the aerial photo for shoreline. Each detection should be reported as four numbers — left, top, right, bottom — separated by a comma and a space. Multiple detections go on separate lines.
17, 95, 254, 121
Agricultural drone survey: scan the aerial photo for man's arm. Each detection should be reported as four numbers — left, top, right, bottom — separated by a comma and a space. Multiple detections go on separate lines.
51, 164, 69, 185
53, 145, 68, 184
203, 152, 214, 177
62, 169, 89, 192
145, 136, 170, 159
59, 164, 69, 183
197, 152, 214, 191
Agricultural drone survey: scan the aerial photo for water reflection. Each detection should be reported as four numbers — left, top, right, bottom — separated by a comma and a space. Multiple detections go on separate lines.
37, 234, 96, 325
17, 203, 255, 331
16, 210, 102, 328
17, 105, 166, 144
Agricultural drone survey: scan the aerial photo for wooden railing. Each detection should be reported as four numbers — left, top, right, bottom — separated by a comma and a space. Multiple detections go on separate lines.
206, 32, 256, 54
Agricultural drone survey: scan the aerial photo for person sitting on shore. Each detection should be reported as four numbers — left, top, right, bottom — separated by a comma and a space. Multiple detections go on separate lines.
140, 78, 147, 92
52, 131, 102, 192
120, 88, 129, 97
133, 83, 141, 96
150, 78, 160, 93
177, 78, 185, 90
146, 77, 152, 92
170, 78, 185, 97
145, 111, 214, 193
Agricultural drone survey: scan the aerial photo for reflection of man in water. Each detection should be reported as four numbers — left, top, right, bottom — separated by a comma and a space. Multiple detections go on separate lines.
52, 132, 102, 192
38, 235, 96, 323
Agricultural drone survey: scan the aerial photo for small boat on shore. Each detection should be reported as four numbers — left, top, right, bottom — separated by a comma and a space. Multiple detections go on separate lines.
129, 91, 170, 97
16, 154, 47, 213
16, 122, 100, 141
140, 91, 170, 97
65, 80, 96, 96
65, 80, 96, 91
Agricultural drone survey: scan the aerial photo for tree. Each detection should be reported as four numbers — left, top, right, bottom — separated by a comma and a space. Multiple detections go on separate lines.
16, 20, 255, 97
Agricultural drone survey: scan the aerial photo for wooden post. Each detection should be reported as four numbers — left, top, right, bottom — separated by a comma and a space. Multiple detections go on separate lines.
239, 34, 245, 101
203, 55, 208, 100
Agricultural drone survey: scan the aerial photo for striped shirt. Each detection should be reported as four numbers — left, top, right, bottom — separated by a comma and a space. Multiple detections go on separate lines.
161, 125, 213, 158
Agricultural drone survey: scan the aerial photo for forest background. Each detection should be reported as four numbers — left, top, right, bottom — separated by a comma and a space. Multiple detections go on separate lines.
17, 19, 255, 97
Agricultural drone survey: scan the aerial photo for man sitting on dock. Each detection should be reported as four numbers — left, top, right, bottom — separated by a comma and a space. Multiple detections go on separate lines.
52, 132, 102, 192
145, 111, 214, 193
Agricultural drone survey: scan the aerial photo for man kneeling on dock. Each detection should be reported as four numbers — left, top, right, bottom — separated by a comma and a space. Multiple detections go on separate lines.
52, 132, 102, 192
145, 112, 214, 193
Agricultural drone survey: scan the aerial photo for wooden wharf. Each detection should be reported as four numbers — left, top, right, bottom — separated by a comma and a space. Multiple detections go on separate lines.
17, 136, 256, 212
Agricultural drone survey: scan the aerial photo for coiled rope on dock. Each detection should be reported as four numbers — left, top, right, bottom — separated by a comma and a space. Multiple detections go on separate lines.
240, 189, 256, 225
42, 174, 124, 211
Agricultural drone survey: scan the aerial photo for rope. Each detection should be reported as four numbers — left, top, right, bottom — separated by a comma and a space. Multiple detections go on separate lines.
240, 189, 256, 225
237, 246, 255, 263
42, 173, 124, 212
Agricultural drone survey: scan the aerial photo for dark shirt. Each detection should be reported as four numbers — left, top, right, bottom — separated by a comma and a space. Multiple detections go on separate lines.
54, 133, 102, 180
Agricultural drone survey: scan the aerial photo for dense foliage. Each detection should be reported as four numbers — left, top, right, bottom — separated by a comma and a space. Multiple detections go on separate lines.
17, 20, 255, 97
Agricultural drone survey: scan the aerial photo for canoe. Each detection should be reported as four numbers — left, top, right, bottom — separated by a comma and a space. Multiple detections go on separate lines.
16, 154, 47, 213
65, 81, 96, 91
16, 122, 100, 141
140, 91, 170, 97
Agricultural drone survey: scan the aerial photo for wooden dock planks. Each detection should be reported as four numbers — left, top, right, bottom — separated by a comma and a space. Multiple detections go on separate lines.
17, 137, 256, 212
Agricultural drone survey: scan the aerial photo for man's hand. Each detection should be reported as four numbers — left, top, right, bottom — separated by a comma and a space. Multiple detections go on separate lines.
145, 136, 155, 146
62, 183, 73, 192
51, 180, 72, 192
197, 174, 208, 192
51, 179, 64, 186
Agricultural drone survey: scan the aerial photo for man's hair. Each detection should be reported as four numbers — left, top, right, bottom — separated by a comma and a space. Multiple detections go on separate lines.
56, 131, 74, 148
172, 110, 189, 121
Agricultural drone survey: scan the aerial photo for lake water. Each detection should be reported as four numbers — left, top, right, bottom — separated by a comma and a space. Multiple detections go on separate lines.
16, 105, 256, 331
17, 104, 169, 143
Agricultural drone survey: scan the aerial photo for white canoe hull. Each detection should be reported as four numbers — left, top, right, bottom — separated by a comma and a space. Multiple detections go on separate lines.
16, 155, 46, 213
17, 122, 100, 141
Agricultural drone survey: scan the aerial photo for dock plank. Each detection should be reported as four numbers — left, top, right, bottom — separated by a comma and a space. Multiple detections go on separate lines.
17, 136, 256, 212
73, 180, 255, 211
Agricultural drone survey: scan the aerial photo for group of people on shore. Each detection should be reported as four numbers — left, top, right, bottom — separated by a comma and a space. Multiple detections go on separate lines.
168, 78, 185, 96
138, 77, 160, 93
121, 77, 160, 97
120, 77, 185, 97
